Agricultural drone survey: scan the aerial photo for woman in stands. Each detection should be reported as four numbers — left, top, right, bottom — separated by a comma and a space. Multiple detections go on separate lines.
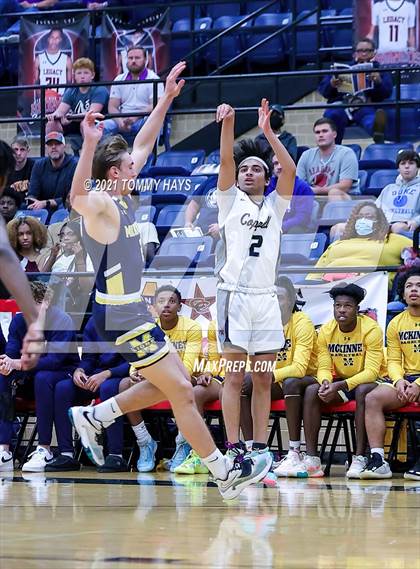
6, 216, 50, 272
240, 277, 318, 478
307, 202, 412, 289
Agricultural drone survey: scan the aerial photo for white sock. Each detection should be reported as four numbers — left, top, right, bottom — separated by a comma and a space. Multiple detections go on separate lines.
202, 448, 228, 480
92, 397, 123, 426
289, 440, 300, 452
132, 421, 152, 445
245, 440, 253, 451
371, 448, 385, 459
176, 431, 186, 445
62, 452, 73, 458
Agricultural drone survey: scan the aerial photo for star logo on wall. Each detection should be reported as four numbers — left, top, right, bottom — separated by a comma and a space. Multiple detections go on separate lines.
183, 284, 216, 321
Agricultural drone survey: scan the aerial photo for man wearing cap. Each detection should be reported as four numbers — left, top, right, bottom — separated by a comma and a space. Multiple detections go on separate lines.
255, 105, 298, 163
302, 283, 386, 479
27, 131, 77, 214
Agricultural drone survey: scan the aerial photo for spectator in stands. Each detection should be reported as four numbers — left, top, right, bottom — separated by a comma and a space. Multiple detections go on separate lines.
47, 58, 109, 156
0, 281, 79, 473
102, 46, 163, 138
8, 136, 34, 201
27, 131, 77, 214
266, 153, 314, 234
118, 285, 202, 473
45, 315, 130, 472
240, 277, 317, 478
306, 202, 412, 288
0, 1, 57, 36
45, 193, 78, 248
302, 283, 385, 479
361, 268, 420, 480
6, 216, 50, 272
0, 188, 20, 223
173, 319, 225, 475
255, 105, 298, 163
318, 38, 392, 144
184, 179, 219, 241
48, 220, 94, 312
297, 118, 359, 201
376, 149, 420, 236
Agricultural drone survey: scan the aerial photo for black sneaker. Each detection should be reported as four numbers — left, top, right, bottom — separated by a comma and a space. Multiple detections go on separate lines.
359, 452, 391, 479
45, 454, 81, 472
404, 458, 420, 481
97, 455, 129, 473
372, 109, 386, 144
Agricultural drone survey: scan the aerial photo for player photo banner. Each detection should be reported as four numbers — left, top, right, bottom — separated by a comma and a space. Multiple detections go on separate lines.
138, 272, 389, 337
100, 9, 170, 82
356, 0, 420, 65
18, 14, 89, 136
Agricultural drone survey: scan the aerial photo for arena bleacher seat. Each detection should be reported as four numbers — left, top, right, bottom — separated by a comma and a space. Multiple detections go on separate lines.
359, 143, 413, 171
358, 170, 368, 194
155, 204, 188, 240
15, 209, 49, 225
319, 200, 374, 225
49, 209, 69, 225
281, 232, 327, 263
247, 13, 291, 65
134, 205, 157, 225
246, 1, 281, 14
150, 150, 206, 176
205, 2, 241, 18
365, 169, 399, 198
206, 15, 251, 66
151, 235, 214, 269
344, 143, 362, 160
206, 150, 220, 165
152, 175, 208, 205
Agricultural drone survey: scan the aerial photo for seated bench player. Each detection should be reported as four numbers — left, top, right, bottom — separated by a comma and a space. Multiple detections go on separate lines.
174, 319, 225, 475
361, 267, 420, 480
302, 283, 386, 478
118, 285, 202, 472
47, 316, 130, 472
240, 276, 318, 477
0, 282, 80, 472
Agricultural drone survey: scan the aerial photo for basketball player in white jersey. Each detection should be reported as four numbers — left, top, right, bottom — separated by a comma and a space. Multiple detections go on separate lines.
35, 28, 72, 94
368, 0, 416, 52
215, 99, 296, 458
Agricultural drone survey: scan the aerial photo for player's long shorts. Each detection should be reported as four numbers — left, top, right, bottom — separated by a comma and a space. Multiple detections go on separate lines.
380, 374, 420, 390
92, 300, 170, 369
216, 288, 284, 355
335, 379, 384, 403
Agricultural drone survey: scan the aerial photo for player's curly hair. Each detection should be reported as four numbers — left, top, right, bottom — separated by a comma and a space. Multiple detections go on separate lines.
341, 201, 390, 241
92, 135, 129, 181
7, 216, 47, 253
396, 267, 420, 301
233, 139, 272, 180
29, 280, 48, 304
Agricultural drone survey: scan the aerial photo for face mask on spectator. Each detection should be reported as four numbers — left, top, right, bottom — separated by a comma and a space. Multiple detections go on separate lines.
355, 217, 375, 236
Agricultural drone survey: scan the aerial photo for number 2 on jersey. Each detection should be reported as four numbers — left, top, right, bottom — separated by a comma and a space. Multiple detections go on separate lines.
249, 235, 263, 257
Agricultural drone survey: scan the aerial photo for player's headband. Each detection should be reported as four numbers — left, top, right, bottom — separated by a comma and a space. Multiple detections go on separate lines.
237, 156, 269, 173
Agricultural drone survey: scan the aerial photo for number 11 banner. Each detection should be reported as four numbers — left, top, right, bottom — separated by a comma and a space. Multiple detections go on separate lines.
356, 0, 420, 65
18, 14, 89, 136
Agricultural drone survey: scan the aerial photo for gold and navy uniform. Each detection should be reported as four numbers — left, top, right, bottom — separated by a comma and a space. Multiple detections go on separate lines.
157, 315, 202, 377
82, 196, 169, 368
387, 310, 420, 386
317, 315, 386, 390
274, 312, 318, 383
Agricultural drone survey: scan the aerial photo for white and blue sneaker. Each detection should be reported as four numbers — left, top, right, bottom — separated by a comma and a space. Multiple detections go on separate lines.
216, 451, 273, 500
170, 441, 192, 473
68, 406, 105, 467
137, 439, 158, 472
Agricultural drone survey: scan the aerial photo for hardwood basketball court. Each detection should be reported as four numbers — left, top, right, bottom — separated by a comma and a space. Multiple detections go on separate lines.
1, 470, 419, 568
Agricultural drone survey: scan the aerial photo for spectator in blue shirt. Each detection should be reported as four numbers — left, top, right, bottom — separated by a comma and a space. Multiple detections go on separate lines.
265, 153, 314, 234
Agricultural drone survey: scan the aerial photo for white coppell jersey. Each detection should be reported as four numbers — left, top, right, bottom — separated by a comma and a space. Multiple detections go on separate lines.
372, 0, 416, 52
216, 186, 289, 292
38, 51, 68, 93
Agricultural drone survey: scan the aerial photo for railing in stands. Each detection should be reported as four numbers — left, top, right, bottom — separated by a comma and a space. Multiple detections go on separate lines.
0, 64, 418, 154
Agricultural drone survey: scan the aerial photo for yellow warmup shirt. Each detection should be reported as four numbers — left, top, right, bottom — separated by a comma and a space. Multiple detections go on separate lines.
387, 310, 420, 385
157, 315, 202, 377
306, 234, 412, 286
273, 311, 318, 383
317, 315, 385, 390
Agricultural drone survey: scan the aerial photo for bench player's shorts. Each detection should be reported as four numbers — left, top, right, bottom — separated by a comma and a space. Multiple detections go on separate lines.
216, 289, 284, 355
92, 300, 170, 369
379, 374, 420, 390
